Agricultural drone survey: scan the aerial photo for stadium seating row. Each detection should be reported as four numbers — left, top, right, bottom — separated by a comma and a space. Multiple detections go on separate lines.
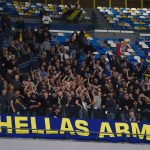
50, 32, 150, 64
2, 25, 148, 65
0, 1, 72, 18
97, 7, 150, 31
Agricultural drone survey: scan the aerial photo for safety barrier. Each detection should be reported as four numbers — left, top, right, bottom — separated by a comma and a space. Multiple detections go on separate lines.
0, 115, 150, 143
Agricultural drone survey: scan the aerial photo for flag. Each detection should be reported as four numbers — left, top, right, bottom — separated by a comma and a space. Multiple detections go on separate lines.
116, 41, 129, 56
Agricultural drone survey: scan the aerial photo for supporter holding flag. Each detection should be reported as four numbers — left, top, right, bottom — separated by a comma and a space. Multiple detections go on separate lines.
116, 41, 130, 56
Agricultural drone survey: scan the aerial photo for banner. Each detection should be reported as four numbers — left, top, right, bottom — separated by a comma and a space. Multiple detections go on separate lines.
116, 41, 129, 56
0, 114, 150, 143
62, 9, 82, 21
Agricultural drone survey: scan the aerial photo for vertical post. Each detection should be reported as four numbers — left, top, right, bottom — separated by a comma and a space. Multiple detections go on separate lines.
109, 0, 112, 7
61, 0, 64, 5
141, 0, 144, 8
125, 0, 128, 8
93, 0, 96, 9
45, 0, 48, 5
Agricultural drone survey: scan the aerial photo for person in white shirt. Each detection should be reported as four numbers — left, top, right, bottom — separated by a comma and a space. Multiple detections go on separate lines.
57, 46, 70, 62
91, 88, 104, 119
42, 13, 52, 29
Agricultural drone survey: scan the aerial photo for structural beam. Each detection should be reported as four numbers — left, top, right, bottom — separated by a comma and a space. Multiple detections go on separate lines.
109, 0, 112, 7
141, 0, 144, 8
125, 0, 128, 8
45, 0, 48, 5
61, 0, 64, 5
93, 0, 96, 9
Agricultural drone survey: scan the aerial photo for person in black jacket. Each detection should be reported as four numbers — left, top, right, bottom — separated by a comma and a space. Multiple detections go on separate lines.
1, 14, 11, 38
53, 90, 67, 117
75, 92, 91, 119
0, 89, 9, 113
26, 92, 41, 116
16, 17, 25, 31
35, 28, 44, 54
40, 91, 54, 116
10, 90, 26, 115
106, 93, 117, 120
120, 93, 134, 122
65, 94, 77, 118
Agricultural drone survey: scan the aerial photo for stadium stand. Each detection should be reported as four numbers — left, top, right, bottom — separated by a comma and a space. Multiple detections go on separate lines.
97, 7, 150, 31
0, 0, 150, 130
0, 22, 150, 122
0, 0, 89, 22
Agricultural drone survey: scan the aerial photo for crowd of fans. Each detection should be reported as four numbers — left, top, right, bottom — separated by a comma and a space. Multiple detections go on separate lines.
0, 14, 150, 122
